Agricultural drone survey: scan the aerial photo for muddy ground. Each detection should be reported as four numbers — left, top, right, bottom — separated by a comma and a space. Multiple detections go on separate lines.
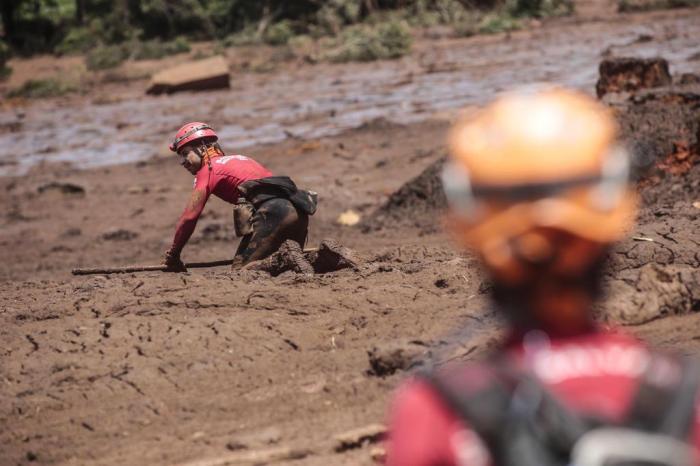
2, 5, 700, 466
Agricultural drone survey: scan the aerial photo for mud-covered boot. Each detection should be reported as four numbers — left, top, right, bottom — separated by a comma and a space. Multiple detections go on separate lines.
244, 240, 314, 276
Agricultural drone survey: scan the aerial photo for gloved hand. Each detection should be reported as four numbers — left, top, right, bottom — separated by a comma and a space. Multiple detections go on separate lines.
163, 249, 187, 272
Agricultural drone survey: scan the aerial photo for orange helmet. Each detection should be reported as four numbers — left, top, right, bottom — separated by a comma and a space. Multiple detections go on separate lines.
443, 87, 637, 282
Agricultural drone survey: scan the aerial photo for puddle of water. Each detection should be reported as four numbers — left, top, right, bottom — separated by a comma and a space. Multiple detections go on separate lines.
0, 12, 698, 176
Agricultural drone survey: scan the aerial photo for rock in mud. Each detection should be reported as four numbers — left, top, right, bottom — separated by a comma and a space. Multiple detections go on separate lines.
604, 264, 694, 325
146, 55, 230, 95
596, 57, 671, 97
367, 340, 431, 377
37, 182, 85, 196
101, 228, 139, 241
333, 424, 386, 452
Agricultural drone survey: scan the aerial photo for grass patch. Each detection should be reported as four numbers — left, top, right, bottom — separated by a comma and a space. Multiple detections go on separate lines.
477, 13, 522, 34
618, 0, 700, 11
85, 44, 128, 71
0, 66, 12, 81
264, 20, 296, 46
222, 26, 260, 47
55, 27, 97, 55
0, 41, 10, 81
85, 37, 191, 71
508, 0, 573, 17
452, 0, 572, 37
7, 78, 78, 99
132, 37, 191, 60
322, 20, 412, 63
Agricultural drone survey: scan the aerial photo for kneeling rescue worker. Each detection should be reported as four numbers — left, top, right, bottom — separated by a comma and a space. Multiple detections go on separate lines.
385, 87, 700, 466
163, 122, 317, 271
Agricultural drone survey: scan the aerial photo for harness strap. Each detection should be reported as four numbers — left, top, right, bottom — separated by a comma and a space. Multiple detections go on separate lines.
423, 359, 589, 466
423, 353, 700, 466
625, 355, 700, 439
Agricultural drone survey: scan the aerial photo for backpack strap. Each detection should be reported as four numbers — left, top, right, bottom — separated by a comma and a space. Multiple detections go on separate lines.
625, 354, 700, 439
422, 358, 590, 466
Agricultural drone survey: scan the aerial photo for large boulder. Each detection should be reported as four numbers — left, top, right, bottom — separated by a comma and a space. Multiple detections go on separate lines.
146, 55, 230, 95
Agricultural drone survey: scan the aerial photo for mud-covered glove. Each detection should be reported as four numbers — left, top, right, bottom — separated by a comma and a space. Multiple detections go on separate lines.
163, 249, 187, 273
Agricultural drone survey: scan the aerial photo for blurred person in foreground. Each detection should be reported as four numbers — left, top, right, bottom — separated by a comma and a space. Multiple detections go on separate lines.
163, 122, 317, 272
385, 87, 700, 466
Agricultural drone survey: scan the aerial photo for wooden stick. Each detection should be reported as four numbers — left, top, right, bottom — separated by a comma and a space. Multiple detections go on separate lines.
72, 259, 234, 275
71, 250, 317, 276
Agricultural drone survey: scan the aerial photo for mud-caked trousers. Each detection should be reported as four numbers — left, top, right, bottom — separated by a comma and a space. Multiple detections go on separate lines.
232, 198, 309, 267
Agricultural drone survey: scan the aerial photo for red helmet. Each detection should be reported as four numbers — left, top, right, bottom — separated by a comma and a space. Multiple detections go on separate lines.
169, 122, 218, 153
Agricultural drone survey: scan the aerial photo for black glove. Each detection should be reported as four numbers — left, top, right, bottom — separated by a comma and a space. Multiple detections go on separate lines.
163, 249, 187, 273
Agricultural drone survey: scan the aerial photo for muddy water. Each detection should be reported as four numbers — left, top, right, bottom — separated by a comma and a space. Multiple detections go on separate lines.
0, 10, 698, 175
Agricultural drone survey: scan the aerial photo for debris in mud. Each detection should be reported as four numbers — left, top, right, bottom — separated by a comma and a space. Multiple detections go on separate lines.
183, 446, 311, 466
61, 228, 82, 237
678, 73, 700, 85
245, 239, 361, 276
37, 181, 85, 196
367, 340, 431, 377
6, 205, 33, 222
309, 239, 362, 273
101, 228, 139, 241
609, 84, 700, 179
146, 55, 230, 95
370, 446, 387, 463
355, 117, 402, 133
193, 222, 235, 242
596, 57, 671, 97
337, 209, 361, 226
333, 424, 386, 452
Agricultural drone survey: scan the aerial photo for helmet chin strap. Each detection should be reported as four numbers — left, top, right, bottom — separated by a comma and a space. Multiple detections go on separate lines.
196, 143, 221, 171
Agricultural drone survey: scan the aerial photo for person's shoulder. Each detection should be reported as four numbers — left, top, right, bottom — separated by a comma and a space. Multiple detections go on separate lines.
213, 154, 253, 165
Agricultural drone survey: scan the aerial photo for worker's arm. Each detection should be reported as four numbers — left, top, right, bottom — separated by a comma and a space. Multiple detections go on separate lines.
164, 187, 209, 270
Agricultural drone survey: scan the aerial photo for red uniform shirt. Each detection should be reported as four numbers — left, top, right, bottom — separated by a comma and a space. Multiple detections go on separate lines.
170, 154, 272, 255
386, 331, 700, 466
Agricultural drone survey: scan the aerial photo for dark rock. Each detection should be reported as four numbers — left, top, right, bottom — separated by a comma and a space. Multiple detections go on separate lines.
333, 424, 386, 452
367, 340, 430, 377
62, 228, 82, 237
101, 229, 139, 241
37, 182, 85, 196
